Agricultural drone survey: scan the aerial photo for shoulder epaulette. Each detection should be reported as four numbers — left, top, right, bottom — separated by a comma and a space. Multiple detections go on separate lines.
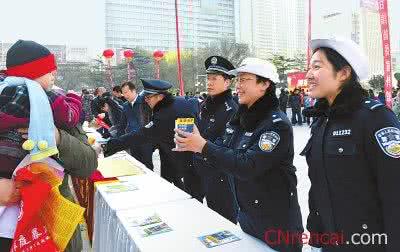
362, 99, 384, 111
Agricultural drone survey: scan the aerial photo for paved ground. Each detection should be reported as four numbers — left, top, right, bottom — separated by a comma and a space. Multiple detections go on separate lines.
79, 112, 315, 251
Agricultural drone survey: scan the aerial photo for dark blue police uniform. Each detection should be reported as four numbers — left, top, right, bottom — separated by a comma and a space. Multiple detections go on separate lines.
105, 79, 197, 189
119, 94, 154, 170
301, 85, 400, 252
189, 56, 239, 223
200, 93, 303, 252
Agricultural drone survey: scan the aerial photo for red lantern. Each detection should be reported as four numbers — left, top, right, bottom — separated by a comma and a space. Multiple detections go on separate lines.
102, 49, 114, 59
123, 49, 134, 59
153, 50, 164, 61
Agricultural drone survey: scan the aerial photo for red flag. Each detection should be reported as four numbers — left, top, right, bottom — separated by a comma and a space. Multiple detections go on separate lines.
11, 168, 58, 252
378, 0, 393, 108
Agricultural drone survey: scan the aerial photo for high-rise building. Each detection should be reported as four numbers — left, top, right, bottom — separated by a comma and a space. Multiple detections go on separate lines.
312, 0, 399, 80
0, 42, 89, 68
236, 0, 307, 59
105, 0, 236, 51
359, 2, 384, 77
67, 47, 89, 63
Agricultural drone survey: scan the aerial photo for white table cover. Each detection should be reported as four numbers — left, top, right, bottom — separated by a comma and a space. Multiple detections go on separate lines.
113, 199, 277, 252
93, 172, 191, 251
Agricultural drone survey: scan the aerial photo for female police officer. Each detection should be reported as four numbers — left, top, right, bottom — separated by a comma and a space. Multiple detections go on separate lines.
174, 58, 303, 252
301, 37, 400, 252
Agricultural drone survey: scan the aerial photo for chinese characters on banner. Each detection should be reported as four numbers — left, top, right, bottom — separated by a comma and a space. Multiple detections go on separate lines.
378, 0, 393, 108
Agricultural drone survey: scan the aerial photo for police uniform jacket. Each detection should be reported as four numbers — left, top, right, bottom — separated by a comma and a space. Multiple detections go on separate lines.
194, 89, 238, 177
301, 84, 400, 252
106, 94, 197, 178
201, 93, 303, 252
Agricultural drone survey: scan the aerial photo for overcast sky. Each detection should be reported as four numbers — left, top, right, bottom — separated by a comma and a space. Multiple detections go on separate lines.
1, 0, 105, 56
1, 0, 399, 56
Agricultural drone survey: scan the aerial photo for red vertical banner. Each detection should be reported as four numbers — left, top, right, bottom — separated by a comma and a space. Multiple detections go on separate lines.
307, 0, 312, 68
175, 0, 185, 96
378, 0, 393, 108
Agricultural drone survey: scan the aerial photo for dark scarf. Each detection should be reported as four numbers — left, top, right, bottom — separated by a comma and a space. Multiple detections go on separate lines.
153, 93, 174, 113
230, 92, 279, 131
201, 89, 232, 114
303, 82, 367, 119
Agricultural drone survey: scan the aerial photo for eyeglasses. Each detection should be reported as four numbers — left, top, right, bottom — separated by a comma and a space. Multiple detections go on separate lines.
144, 94, 158, 100
237, 78, 255, 84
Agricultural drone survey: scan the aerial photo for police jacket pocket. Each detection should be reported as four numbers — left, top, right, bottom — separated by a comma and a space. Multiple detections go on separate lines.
325, 140, 357, 156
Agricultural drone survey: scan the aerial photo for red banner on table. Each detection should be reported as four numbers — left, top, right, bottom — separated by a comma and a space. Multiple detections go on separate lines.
378, 0, 393, 108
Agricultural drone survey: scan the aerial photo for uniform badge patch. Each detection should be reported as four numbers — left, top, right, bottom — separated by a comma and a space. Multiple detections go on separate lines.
226, 128, 234, 134
258, 131, 280, 152
211, 57, 218, 65
375, 127, 400, 158
144, 121, 154, 128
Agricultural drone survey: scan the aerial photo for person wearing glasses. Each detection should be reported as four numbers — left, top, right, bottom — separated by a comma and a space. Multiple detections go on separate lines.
173, 58, 303, 252
104, 79, 197, 190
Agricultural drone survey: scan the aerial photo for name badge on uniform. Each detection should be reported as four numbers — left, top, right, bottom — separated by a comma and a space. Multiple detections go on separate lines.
145, 121, 154, 128
375, 127, 400, 158
332, 129, 352, 137
226, 128, 234, 134
245, 132, 253, 137
258, 131, 280, 152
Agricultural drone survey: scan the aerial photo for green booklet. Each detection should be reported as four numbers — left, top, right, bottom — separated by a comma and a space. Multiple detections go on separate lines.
138, 222, 173, 237
104, 182, 138, 194
126, 214, 162, 227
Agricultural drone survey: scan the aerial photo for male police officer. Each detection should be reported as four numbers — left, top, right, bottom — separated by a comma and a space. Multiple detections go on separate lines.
186, 56, 239, 223
104, 79, 197, 189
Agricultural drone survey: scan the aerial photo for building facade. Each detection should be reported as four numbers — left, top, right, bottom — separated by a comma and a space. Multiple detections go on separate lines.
0, 42, 89, 68
105, 0, 236, 51
236, 0, 307, 59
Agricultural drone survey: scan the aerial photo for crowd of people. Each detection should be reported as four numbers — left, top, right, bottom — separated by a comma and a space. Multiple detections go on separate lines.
0, 37, 400, 252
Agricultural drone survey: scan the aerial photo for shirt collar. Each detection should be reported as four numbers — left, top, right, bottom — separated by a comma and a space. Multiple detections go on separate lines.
130, 96, 137, 106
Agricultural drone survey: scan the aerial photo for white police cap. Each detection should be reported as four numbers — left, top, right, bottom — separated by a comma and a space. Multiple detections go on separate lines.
228, 57, 280, 83
311, 37, 369, 81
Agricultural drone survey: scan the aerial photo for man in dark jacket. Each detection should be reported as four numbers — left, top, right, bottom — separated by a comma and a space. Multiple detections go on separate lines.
289, 89, 302, 125
91, 86, 106, 117
104, 79, 197, 189
119, 81, 154, 170
279, 88, 289, 114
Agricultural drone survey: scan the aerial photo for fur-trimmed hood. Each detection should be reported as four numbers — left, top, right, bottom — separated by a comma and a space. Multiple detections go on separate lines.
303, 83, 367, 119
201, 89, 233, 114
230, 92, 279, 131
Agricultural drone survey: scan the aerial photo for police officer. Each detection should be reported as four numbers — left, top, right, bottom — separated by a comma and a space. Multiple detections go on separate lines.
302, 37, 400, 252
174, 58, 303, 252
104, 79, 197, 190
186, 56, 239, 222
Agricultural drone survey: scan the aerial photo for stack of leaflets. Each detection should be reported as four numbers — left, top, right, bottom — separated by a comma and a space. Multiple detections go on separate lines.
198, 230, 241, 248
97, 157, 144, 178
175, 118, 195, 149
126, 213, 173, 237
103, 181, 138, 194
175, 118, 194, 134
